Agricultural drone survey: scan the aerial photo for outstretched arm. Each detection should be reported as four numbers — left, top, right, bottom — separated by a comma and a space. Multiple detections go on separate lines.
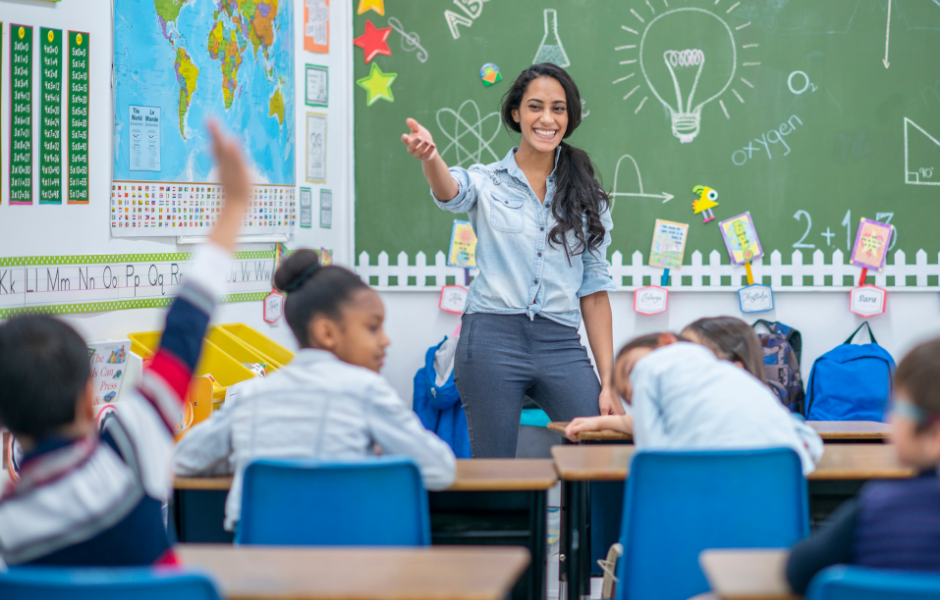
401, 118, 459, 201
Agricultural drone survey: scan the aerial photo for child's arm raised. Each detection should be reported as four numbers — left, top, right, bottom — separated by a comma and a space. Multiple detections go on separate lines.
116, 122, 251, 493
401, 118, 459, 202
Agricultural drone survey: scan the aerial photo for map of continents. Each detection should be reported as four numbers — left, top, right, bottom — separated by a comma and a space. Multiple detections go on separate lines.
113, 0, 294, 185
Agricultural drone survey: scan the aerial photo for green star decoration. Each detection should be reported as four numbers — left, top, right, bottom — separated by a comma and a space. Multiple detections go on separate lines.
357, 63, 397, 106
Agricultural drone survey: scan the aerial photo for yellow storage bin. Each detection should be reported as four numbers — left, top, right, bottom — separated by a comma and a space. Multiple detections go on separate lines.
127, 330, 256, 404
207, 327, 283, 372
218, 323, 294, 367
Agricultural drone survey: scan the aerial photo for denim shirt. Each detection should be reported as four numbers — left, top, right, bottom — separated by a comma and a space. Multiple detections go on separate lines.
434, 148, 615, 329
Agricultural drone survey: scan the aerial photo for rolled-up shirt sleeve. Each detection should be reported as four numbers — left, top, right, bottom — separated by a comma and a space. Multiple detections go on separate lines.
577, 206, 616, 297
433, 166, 484, 214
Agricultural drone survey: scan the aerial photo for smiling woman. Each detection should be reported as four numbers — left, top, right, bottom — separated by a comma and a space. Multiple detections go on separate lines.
400, 64, 619, 458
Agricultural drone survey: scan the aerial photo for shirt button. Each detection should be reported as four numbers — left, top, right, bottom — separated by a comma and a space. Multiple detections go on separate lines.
534, 279, 539, 284
504, 201, 508, 204
540, 227, 545, 232
537, 252, 542, 257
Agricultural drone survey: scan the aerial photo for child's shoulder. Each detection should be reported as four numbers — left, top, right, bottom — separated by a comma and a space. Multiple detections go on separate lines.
861, 472, 940, 509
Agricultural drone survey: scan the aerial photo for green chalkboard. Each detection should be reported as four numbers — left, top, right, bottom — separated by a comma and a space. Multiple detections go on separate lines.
353, 0, 940, 280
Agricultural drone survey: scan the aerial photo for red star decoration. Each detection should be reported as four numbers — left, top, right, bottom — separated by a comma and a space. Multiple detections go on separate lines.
353, 19, 392, 63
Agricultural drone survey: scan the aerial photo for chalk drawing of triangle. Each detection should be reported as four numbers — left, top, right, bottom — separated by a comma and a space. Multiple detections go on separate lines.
904, 117, 940, 186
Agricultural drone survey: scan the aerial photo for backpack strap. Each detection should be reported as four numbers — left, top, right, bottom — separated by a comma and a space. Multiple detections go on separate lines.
845, 322, 878, 345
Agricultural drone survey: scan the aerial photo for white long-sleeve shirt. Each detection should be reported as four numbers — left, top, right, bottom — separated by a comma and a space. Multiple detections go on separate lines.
630, 343, 821, 475
173, 349, 457, 531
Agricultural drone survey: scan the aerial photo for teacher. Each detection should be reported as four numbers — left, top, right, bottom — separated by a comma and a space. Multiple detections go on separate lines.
401, 63, 620, 458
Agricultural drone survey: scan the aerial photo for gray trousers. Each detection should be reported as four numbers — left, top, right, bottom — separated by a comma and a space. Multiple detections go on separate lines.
454, 313, 602, 458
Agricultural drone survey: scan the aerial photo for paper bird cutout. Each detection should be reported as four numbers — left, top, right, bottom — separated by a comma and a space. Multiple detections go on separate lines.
357, 62, 397, 106
353, 19, 392, 64
357, 0, 385, 16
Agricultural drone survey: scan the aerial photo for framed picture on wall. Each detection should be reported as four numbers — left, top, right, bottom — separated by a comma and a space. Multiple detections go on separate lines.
306, 113, 327, 183
299, 187, 313, 228
305, 65, 328, 107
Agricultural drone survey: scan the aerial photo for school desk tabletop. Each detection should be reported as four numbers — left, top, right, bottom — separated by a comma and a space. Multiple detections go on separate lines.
177, 544, 530, 600
173, 459, 557, 492
172, 460, 556, 600
700, 549, 798, 600
550, 444, 914, 600
547, 421, 890, 444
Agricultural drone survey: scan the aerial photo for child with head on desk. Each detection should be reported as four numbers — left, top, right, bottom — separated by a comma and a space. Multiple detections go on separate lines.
0, 122, 251, 566
786, 337, 940, 594
564, 316, 821, 474
172, 249, 457, 532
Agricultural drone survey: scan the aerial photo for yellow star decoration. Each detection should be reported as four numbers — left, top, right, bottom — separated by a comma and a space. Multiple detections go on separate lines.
357, 0, 385, 16
357, 63, 397, 106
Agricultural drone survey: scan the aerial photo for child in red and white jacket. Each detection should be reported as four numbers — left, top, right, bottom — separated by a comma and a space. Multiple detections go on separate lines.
0, 123, 250, 566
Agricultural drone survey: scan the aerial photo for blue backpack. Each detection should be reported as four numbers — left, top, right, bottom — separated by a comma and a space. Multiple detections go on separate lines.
805, 323, 895, 421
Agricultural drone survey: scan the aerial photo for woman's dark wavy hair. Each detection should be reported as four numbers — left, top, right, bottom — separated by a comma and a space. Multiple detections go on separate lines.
501, 63, 610, 260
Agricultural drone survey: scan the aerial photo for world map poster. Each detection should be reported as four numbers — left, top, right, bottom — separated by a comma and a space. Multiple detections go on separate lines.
112, 0, 296, 237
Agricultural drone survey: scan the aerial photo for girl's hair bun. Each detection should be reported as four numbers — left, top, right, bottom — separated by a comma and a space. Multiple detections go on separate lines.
274, 248, 321, 293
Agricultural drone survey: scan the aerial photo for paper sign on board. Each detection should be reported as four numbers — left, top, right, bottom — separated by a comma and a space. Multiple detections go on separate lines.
649, 219, 689, 270
719, 212, 764, 266
850, 218, 894, 272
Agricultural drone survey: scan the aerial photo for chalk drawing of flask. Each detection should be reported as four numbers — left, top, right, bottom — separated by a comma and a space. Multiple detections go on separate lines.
533, 9, 570, 68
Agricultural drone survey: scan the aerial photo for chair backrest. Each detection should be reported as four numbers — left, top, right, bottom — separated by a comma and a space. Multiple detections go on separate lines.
0, 567, 222, 600
236, 456, 431, 546
616, 448, 809, 600
807, 566, 940, 600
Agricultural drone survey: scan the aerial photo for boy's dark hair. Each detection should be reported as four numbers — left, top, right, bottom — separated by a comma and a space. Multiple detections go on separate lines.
0, 315, 91, 439
895, 337, 940, 419
616, 333, 668, 361
274, 249, 370, 348
681, 316, 766, 382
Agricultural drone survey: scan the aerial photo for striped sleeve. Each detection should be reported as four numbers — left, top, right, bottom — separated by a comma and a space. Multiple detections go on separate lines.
138, 243, 230, 432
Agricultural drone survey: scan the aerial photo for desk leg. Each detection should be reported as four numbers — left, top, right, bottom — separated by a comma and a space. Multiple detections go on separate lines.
561, 480, 591, 600
430, 489, 547, 600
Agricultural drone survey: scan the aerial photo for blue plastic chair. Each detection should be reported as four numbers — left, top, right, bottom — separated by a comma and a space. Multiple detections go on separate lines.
0, 567, 222, 600
236, 456, 431, 546
616, 448, 809, 600
807, 565, 940, 600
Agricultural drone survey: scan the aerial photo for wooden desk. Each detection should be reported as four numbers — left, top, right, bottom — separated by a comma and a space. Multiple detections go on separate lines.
700, 549, 798, 600
173, 460, 557, 600
809, 421, 889, 442
550, 444, 913, 600
547, 421, 889, 444
173, 460, 557, 492
178, 544, 530, 600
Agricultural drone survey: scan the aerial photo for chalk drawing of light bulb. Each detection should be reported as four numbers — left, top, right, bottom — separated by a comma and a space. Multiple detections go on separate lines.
534, 9, 570, 67
625, 7, 741, 143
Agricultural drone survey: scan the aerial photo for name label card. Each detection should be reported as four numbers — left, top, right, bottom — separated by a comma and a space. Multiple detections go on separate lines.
634, 285, 668, 316
439, 285, 468, 314
738, 284, 774, 313
850, 285, 886, 317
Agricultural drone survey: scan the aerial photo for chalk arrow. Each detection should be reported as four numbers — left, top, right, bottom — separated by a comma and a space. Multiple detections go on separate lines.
610, 192, 674, 203
883, 0, 891, 69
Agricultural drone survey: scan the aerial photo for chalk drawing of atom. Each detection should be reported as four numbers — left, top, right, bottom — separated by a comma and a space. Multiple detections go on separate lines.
436, 100, 502, 167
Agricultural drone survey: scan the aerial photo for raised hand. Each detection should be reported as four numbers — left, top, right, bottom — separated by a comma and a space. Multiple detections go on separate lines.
207, 119, 251, 251
401, 118, 439, 162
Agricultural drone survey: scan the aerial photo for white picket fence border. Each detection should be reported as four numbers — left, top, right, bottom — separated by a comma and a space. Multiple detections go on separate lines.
355, 249, 940, 292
